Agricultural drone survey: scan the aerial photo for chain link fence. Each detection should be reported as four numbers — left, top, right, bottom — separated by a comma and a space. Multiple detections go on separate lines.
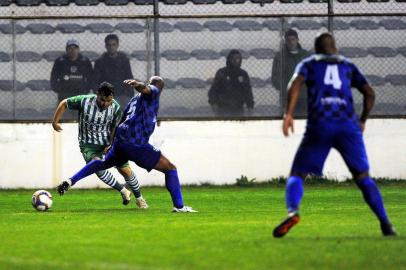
0, 1, 405, 120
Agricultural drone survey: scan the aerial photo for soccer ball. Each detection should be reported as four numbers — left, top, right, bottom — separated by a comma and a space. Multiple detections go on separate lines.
32, 190, 53, 211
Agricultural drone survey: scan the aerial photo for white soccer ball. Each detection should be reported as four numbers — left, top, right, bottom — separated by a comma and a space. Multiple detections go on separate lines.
32, 190, 53, 211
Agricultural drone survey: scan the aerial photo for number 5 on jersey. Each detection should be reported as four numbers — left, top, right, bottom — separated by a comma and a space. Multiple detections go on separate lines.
324, 65, 342, 90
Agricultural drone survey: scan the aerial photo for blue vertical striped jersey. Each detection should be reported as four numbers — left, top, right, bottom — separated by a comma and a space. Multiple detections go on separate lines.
116, 85, 160, 145
294, 54, 368, 123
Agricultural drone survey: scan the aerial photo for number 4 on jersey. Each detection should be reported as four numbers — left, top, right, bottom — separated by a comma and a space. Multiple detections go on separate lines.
324, 65, 342, 90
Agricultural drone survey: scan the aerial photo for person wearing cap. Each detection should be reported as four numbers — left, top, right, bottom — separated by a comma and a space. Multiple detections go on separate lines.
271, 29, 309, 116
93, 34, 134, 108
50, 39, 93, 107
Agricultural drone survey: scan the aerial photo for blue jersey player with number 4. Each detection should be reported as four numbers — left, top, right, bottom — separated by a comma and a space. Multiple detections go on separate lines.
273, 33, 396, 237
57, 76, 197, 213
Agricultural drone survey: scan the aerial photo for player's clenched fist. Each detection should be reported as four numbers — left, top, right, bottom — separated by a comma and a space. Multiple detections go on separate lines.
52, 122, 63, 132
123, 79, 139, 87
282, 114, 294, 137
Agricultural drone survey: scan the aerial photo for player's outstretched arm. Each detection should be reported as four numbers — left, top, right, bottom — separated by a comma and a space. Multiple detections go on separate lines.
283, 75, 305, 137
123, 79, 152, 95
52, 99, 68, 132
357, 84, 375, 132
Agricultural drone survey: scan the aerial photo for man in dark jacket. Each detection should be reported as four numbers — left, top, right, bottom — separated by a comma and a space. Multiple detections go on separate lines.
271, 29, 309, 116
93, 34, 134, 108
208, 49, 254, 116
50, 39, 93, 103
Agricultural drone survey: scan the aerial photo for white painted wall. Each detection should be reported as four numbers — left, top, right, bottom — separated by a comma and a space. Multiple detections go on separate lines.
0, 119, 405, 189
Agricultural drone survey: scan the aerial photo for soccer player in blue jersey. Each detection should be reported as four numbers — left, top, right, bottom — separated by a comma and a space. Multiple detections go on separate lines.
273, 33, 396, 237
57, 76, 197, 213
53, 82, 148, 209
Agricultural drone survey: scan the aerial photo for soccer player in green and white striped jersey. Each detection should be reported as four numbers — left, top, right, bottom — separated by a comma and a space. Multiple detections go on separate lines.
52, 81, 148, 208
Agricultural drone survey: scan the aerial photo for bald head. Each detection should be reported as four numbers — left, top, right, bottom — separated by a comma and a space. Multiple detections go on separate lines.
314, 32, 337, 55
149, 76, 165, 90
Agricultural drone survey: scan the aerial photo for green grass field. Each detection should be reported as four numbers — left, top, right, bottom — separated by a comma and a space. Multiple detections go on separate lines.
0, 184, 405, 270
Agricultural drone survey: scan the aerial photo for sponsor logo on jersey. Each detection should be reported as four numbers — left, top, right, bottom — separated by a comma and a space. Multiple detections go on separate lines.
321, 97, 347, 106
69, 74, 84, 80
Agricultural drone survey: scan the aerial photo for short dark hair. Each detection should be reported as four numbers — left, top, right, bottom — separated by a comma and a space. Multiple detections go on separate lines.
284, 28, 298, 39
98, 82, 114, 96
314, 32, 334, 54
105, 34, 119, 44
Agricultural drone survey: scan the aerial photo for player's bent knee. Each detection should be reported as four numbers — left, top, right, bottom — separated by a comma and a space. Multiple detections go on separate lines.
353, 171, 370, 181
155, 158, 177, 172
117, 166, 132, 177
162, 160, 176, 170
167, 162, 177, 170
156, 154, 177, 171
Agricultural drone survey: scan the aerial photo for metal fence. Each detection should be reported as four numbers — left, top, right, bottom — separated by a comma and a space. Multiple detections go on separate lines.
0, 1, 405, 120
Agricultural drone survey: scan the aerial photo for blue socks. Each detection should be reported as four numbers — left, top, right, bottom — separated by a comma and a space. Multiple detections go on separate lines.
285, 175, 390, 225
165, 170, 184, 209
356, 177, 390, 225
70, 159, 110, 185
286, 176, 304, 213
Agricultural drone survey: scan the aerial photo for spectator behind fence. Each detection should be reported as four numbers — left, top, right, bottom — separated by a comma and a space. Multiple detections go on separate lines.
93, 34, 134, 108
208, 49, 254, 116
271, 29, 309, 116
50, 39, 93, 103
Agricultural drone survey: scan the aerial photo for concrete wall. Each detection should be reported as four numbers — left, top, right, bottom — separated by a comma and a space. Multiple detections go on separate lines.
0, 119, 405, 189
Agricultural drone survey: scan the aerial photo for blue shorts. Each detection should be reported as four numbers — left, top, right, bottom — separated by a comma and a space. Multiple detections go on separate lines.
291, 121, 370, 176
104, 140, 161, 172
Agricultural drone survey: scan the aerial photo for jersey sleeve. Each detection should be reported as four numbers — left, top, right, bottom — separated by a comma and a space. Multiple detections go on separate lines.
293, 59, 309, 80
350, 63, 368, 88
142, 84, 160, 100
66, 95, 86, 110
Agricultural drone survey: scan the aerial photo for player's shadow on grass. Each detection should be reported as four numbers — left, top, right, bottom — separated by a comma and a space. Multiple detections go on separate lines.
26, 208, 153, 214
279, 235, 405, 241
63, 208, 153, 213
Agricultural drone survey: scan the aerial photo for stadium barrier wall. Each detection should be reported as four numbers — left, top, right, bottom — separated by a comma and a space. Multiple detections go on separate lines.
0, 119, 405, 189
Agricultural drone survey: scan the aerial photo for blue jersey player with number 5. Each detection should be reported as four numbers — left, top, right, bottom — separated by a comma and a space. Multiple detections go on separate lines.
273, 33, 396, 237
57, 76, 197, 213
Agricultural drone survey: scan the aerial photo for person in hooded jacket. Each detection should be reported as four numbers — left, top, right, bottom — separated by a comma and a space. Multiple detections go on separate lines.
271, 29, 309, 116
208, 49, 254, 116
